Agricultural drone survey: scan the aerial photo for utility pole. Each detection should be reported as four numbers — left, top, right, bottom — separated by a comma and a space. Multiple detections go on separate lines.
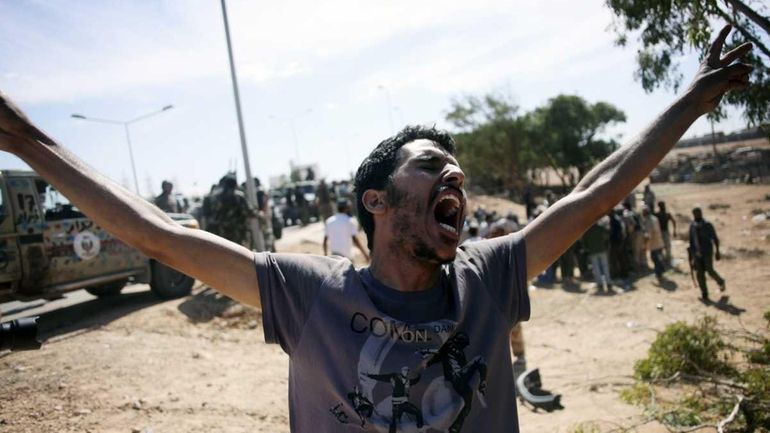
220, 0, 265, 251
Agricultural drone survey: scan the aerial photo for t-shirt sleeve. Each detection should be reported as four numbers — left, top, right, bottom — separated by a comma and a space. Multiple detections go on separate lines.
458, 232, 529, 327
254, 252, 344, 354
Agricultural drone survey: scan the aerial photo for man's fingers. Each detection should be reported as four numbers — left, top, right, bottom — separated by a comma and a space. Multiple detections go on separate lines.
708, 24, 732, 64
725, 62, 753, 77
720, 42, 752, 66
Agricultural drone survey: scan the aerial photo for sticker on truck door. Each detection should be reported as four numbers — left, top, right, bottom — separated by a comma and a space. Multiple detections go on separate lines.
73, 230, 100, 260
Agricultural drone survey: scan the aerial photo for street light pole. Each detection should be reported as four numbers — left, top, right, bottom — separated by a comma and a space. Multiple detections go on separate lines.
71, 105, 173, 196
220, 0, 264, 251
123, 123, 140, 194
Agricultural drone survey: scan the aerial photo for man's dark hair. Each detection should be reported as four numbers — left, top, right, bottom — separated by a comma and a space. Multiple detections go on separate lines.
354, 125, 455, 250
692, 207, 703, 218
337, 199, 350, 213
219, 173, 238, 190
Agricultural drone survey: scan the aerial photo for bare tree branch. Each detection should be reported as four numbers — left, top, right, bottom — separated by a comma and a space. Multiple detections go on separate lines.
715, 5, 770, 58
717, 395, 743, 433
673, 424, 715, 433
723, 0, 770, 37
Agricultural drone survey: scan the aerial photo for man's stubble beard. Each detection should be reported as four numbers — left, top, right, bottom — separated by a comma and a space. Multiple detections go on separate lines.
386, 182, 455, 265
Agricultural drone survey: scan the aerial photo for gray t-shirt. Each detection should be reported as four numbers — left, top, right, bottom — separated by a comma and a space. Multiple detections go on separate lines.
255, 232, 529, 432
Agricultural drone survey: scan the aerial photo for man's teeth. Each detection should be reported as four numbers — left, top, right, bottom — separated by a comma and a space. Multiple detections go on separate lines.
440, 195, 461, 206
439, 223, 458, 234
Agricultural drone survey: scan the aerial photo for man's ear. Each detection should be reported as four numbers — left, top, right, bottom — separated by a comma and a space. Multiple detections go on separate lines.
362, 189, 387, 215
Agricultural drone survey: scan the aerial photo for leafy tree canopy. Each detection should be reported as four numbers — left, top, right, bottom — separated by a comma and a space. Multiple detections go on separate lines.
445, 93, 625, 194
606, 0, 770, 125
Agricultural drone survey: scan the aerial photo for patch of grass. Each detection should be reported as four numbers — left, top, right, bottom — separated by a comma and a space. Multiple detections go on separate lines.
680, 392, 706, 412
620, 382, 652, 406
747, 340, 770, 364
662, 409, 702, 427
569, 422, 600, 433
634, 316, 731, 380
619, 312, 770, 431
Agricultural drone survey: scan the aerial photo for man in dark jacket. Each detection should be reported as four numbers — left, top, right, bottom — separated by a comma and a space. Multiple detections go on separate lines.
689, 207, 725, 301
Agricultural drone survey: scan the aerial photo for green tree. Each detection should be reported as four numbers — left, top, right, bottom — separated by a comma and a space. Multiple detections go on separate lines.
445, 94, 537, 194
606, 0, 770, 125
528, 95, 626, 185
445, 93, 625, 192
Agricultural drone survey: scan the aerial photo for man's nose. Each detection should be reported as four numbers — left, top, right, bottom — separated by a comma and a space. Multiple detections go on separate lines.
443, 165, 465, 188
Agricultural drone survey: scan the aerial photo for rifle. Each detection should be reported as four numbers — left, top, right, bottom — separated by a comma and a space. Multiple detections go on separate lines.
686, 246, 697, 290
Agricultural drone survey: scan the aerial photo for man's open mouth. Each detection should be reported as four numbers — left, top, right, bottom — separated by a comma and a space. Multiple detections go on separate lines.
432, 187, 464, 237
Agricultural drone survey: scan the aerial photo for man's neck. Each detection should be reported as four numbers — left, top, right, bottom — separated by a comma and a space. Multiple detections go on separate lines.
368, 249, 440, 293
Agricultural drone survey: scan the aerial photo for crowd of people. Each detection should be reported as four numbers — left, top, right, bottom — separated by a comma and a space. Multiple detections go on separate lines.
154, 175, 726, 305
152, 174, 362, 256
482, 182, 725, 303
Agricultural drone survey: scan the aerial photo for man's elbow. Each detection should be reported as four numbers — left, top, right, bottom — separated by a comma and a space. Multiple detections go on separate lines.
136, 222, 189, 264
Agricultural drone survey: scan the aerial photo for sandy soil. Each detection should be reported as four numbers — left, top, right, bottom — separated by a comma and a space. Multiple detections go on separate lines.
1, 183, 768, 433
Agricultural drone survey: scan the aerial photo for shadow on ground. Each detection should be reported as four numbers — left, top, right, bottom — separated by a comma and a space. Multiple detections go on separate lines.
177, 287, 238, 323
709, 295, 746, 316
6, 289, 167, 346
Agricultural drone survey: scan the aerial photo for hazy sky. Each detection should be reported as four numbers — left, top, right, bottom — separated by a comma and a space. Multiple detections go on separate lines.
0, 0, 754, 197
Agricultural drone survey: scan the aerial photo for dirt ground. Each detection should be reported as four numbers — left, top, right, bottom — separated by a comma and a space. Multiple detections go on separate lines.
1, 183, 769, 433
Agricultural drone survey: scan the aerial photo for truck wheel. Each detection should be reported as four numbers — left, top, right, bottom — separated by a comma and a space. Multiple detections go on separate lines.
86, 279, 127, 297
150, 261, 194, 299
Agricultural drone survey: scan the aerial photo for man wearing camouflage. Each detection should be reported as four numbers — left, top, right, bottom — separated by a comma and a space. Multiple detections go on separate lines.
205, 174, 255, 247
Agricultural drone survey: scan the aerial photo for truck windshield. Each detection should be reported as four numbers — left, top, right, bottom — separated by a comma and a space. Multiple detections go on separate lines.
36, 180, 85, 220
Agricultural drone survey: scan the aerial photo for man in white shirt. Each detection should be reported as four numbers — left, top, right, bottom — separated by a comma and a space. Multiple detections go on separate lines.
323, 199, 369, 261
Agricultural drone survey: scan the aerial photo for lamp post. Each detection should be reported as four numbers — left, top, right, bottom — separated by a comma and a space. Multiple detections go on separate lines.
71, 105, 173, 195
220, 0, 265, 251
268, 108, 313, 164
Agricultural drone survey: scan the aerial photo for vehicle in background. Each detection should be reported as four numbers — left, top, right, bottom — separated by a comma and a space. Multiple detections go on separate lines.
0, 170, 196, 304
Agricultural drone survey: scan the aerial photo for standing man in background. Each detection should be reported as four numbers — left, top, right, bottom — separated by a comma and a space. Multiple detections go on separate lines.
689, 207, 726, 301
323, 199, 369, 261
643, 183, 656, 211
154, 180, 181, 213
655, 201, 677, 266
582, 217, 611, 292
208, 174, 254, 247
641, 205, 665, 282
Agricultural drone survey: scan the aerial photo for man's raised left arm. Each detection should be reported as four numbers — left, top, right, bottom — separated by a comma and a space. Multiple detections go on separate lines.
522, 25, 752, 279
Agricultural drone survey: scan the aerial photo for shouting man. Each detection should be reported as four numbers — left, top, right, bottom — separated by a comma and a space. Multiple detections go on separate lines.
0, 25, 751, 433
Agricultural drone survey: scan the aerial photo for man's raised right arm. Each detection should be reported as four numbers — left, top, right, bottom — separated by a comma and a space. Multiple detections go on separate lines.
0, 91, 261, 308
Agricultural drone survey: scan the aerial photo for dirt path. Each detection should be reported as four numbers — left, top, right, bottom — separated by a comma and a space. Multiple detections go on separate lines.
1, 183, 768, 433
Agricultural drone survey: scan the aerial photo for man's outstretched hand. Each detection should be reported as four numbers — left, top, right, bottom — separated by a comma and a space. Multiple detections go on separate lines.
0, 90, 56, 152
687, 24, 753, 115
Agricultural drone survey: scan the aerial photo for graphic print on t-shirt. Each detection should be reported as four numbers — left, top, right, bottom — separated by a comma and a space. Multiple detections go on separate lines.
329, 313, 488, 432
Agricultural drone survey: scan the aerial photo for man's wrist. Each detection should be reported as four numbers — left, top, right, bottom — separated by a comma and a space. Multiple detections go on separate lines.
678, 86, 713, 119
9, 137, 42, 159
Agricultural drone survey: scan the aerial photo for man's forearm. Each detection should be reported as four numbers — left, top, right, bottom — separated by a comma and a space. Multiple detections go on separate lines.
574, 92, 701, 215
522, 93, 703, 278
14, 138, 176, 256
